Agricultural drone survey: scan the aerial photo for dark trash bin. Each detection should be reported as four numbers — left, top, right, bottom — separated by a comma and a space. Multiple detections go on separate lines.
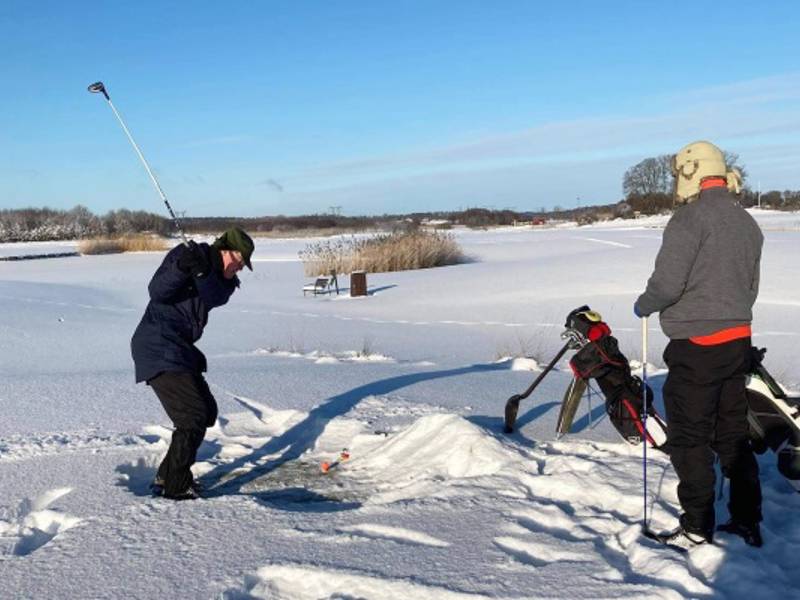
350, 271, 367, 297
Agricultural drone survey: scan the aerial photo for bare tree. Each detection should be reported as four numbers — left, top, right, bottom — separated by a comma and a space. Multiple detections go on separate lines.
622, 155, 672, 197
723, 151, 748, 182
624, 150, 748, 200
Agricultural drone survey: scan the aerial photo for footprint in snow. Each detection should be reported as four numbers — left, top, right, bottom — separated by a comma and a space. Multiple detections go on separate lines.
0, 488, 81, 557
115, 456, 161, 497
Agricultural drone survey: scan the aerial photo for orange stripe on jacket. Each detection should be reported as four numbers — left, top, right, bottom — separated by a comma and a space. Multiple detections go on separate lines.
689, 325, 751, 346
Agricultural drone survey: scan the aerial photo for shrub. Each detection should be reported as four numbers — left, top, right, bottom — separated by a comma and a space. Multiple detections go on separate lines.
299, 231, 466, 276
78, 234, 169, 255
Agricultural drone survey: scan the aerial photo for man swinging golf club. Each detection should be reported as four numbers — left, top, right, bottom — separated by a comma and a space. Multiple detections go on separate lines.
635, 141, 764, 548
131, 227, 254, 500
88, 81, 256, 500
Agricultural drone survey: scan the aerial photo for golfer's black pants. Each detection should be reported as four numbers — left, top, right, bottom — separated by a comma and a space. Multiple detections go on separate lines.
663, 337, 762, 536
149, 371, 218, 496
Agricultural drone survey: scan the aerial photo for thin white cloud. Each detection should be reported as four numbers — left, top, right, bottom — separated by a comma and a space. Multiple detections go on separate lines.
135, 73, 800, 216
667, 72, 800, 107
283, 72, 800, 194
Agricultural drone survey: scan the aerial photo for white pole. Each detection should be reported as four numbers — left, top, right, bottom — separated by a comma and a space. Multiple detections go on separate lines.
641, 316, 649, 528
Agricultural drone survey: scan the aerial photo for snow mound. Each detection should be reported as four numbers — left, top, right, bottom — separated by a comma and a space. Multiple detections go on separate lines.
495, 356, 541, 371
349, 414, 516, 503
356, 414, 511, 479
227, 563, 525, 600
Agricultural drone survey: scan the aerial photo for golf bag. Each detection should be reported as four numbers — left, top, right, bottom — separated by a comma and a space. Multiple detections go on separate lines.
745, 347, 800, 492
558, 307, 667, 448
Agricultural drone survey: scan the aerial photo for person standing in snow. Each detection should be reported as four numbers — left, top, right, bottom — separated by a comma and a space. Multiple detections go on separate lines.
634, 141, 764, 548
131, 227, 254, 500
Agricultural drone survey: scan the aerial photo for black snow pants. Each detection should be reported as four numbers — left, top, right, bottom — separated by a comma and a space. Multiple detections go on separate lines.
149, 371, 218, 496
663, 337, 762, 537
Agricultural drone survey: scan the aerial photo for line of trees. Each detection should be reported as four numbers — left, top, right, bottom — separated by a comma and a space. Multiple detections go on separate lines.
182, 214, 380, 234
0, 205, 540, 244
741, 189, 800, 210
0, 206, 171, 242
3, 171, 799, 243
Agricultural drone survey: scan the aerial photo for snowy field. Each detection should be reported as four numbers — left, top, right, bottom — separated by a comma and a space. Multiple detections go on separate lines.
1, 210, 799, 599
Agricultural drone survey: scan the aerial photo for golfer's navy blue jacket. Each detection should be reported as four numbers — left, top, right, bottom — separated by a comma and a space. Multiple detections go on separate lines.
131, 242, 238, 383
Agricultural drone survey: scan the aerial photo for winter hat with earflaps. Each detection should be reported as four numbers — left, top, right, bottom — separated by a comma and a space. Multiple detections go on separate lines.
671, 140, 742, 204
213, 227, 254, 270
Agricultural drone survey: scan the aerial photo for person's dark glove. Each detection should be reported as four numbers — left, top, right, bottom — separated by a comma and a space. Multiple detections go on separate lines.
634, 303, 643, 318
177, 241, 210, 278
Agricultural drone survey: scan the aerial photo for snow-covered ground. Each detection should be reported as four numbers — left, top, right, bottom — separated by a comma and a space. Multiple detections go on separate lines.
1, 211, 798, 599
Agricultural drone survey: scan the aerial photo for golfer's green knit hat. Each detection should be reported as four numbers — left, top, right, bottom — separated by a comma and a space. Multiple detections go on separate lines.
213, 227, 254, 270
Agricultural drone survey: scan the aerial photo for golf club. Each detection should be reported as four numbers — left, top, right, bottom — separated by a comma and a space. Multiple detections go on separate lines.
88, 81, 188, 245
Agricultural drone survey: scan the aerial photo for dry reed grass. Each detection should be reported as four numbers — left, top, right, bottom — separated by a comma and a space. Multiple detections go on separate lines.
300, 231, 465, 276
78, 234, 169, 255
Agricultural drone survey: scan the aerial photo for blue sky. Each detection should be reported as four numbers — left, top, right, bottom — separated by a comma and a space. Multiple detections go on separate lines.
2, 1, 799, 217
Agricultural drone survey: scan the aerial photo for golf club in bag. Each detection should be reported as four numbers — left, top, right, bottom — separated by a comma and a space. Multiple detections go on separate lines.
504, 340, 574, 433
503, 306, 596, 434
87, 81, 188, 246
505, 306, 668, 449
556, 308, 667, 448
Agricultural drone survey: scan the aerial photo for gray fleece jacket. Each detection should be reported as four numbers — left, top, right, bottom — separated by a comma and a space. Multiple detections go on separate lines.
635, 187, 763, 340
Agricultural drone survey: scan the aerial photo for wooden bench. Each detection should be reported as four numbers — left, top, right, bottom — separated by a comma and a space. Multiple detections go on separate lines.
303, 273, 339, 296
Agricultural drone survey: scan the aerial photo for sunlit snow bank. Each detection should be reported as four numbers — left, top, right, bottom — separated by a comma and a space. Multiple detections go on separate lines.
109, 397, 800, 599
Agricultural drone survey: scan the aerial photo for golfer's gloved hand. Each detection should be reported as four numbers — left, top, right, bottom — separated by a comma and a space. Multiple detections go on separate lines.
633, 303, 643, 318
177, 242, 210, 278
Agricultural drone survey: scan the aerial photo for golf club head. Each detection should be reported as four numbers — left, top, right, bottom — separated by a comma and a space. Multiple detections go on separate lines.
87, 81, 109, 100
504, 394, 522, 433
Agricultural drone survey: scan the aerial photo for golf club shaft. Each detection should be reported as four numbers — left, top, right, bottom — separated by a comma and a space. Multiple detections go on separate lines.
503, 340, 572, 433
92, 84, 188, 245
521, 341, 571, 399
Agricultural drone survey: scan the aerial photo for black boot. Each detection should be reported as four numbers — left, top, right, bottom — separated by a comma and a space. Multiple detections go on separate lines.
163, 483, 201, 501
150, 476, 165, 497
716, 519, 763, 547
